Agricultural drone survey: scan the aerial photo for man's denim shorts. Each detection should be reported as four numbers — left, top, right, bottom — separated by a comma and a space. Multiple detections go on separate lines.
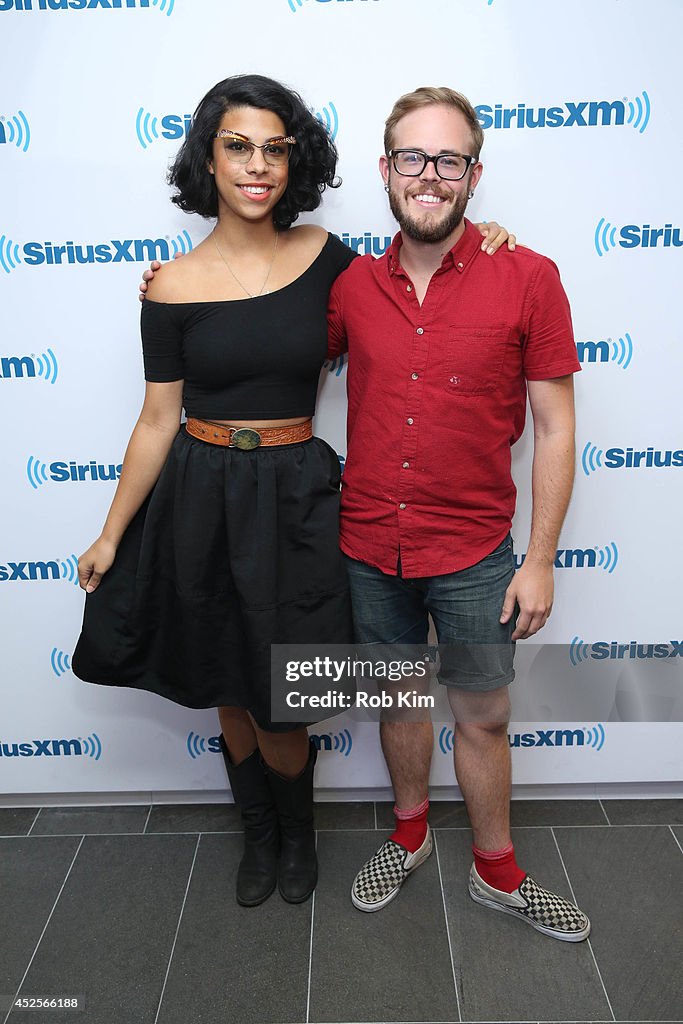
343, 535, 516, 692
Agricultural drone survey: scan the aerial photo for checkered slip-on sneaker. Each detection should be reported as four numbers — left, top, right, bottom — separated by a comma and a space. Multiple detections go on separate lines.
468, 865, 591, 942
351, 827, 433, 912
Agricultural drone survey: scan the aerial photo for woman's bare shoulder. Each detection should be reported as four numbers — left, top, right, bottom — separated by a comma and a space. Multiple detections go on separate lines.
144, 243, 209, 303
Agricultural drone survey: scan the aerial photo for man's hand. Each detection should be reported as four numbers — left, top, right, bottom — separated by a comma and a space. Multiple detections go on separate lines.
499, 561, 554, 640
474, 221, 516, 255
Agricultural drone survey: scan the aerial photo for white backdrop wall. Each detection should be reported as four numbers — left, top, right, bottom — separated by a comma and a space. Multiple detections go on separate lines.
1, 0, 681, 798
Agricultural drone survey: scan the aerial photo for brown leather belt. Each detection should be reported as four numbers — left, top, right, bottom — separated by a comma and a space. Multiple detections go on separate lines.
185, 417, 313, 450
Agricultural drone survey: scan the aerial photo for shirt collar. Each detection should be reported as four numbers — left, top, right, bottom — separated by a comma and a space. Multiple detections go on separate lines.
387, 218, 482, 277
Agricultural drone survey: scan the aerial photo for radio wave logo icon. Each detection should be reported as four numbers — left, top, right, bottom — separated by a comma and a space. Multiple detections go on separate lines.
314, 102, 339, 140
595, 218, 618, 256
60, 554, 80, 585
596, 542, 619, 573
151, 0, 175, 15
288, 0, 309, 10
311, 729, 352, 756
0, 233, 22, 274
570, 636, 591, 666
626, 91, 651, 133
34, 347, 59, 383
135, 107, 160, 149
324, 353, 346, 376
171, 229, 192, 257
584, 724, 606, 750
186, 731, 211, 759
612, 332, 633, 368
26, 455, 49, 489
80, 733, 102, 760
50, 647, 72, 677
581, 441, 604, 477
0, 111, 31, 152
438, 726, 455, 754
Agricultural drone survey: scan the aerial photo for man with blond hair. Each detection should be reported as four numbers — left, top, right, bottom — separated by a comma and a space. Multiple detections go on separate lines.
327, 86, 590, 940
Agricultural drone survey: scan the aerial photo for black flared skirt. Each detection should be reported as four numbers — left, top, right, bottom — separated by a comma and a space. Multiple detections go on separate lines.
72, 427, 352, 730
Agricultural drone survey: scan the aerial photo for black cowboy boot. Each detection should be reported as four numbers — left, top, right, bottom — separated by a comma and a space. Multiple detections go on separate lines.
264, 740, 318, 903
219, 736, 278, 907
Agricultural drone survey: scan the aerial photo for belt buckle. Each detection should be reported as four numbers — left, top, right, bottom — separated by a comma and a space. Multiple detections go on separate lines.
231, 428, 261, 450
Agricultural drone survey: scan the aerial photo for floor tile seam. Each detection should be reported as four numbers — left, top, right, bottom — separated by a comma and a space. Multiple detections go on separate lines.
153, 833, 202, 1024
1, 829, 245, 838
550, 827, 616, 1022
1, 835, 86, 1024
669, 825, 683, 856
373, 801, 378, 830
433, 831, 463, 1023
305, 874, 316, 1023
598, 798, 611, 825
142, 805, 153, 834
25, 808, 42, 837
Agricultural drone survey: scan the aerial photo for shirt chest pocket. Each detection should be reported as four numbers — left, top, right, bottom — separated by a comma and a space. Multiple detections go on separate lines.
447, 326, 511, 395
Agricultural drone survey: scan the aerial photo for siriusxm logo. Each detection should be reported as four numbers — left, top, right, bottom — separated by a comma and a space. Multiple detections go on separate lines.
311, 729, 353, 756
595, 218, 683, 255
333, 231, 392, 257
314, 102, 338, 141
186, 732, 222, 759
288, 0, 379, 12
439, 725, 605, 752
135, 109, 192, 149
0, 0, 174, 14
509, 725, 605, 750
51, 647, 72, 676
581, 442, 683, 476
0, 111, 30, 151
577, 333, 633, 369
477, 92, 650, 132
515, 543, 619, 573
0, 230, 192, 273
1, 348, 58, 382
27, 456, 122, 488
0, 554, 79, 584
570, 637, 683, 666
0, 735, 102, 759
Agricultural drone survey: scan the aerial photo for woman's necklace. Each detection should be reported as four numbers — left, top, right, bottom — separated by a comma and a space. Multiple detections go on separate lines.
213, 230, 279, 298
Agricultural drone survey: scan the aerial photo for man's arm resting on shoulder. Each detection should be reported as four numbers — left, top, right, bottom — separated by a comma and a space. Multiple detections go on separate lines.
500, 374, 576, 640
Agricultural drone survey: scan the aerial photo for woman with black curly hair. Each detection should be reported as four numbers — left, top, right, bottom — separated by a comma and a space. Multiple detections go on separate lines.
72, 74, 510, 911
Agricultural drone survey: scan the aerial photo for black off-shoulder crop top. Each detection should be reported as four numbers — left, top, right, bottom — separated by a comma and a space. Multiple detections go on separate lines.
140, 233, 356, 419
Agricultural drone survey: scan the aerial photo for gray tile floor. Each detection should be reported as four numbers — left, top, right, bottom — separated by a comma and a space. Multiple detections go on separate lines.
1, 800, 682, 1024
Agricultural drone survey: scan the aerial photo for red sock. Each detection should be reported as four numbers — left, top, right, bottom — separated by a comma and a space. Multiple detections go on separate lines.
473, 842, 526, 892
390, 798, 429, 852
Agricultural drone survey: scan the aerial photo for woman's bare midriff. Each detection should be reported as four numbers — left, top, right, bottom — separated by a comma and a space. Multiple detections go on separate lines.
207, 417, 309, 428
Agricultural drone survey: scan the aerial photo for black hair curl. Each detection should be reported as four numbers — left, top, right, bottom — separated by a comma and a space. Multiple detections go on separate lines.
168, 74, 340, 230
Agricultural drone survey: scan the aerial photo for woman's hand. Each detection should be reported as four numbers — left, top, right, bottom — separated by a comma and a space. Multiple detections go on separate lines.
78, 536, 117, 593
139, 260, 162, 301
474, 221, 517, 255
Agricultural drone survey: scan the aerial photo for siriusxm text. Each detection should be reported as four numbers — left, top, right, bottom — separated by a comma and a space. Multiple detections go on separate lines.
509, 729, 588, 748
604, 447, 683, 468
476, 100, 628, 130
515, 548, 604, 570
1, 0, 156, 9
0, 560, 62, 581
581, 641, 682, 660
42, 461, 122, 481
20, 238, 179, 265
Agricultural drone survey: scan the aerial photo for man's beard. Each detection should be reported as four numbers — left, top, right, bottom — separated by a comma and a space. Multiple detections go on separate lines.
388, 185, 468, 243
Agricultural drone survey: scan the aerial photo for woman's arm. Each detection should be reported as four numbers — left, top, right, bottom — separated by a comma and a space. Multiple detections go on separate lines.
78, 379, 183, 592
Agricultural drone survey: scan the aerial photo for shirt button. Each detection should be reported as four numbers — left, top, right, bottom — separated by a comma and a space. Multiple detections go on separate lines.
416, 327, 424, 335
457, 262, 464, 269
411, 372, 419, 380
399, 503, 407, 510
402, 461, 410, 468
406, 284, 412, 292
449, 376, 461, 385
407, 418, 414, 425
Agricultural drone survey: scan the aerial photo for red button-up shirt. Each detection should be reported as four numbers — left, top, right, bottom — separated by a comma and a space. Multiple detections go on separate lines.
327, 219, 580, 578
